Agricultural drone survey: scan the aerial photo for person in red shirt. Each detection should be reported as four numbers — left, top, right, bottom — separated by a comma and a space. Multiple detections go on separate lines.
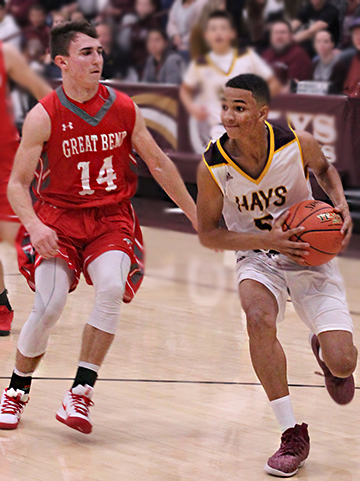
262, 20, 313, 88
0, 41, 51, 335
0, 20, 197, 434
22, 4, 50, 65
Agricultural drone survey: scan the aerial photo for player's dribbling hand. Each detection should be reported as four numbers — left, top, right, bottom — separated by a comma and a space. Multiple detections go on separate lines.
334, 203, 352, 250
267, 211, 310, 265
29, 223, 59, 259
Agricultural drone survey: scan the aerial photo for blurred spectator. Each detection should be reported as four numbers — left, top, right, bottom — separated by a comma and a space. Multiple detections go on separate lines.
6, 0, 39, 28
312, 29, 348, 93
262, 20, 313, 87
43, 11, 67, 79
343, 17, 360, 96
0, 0, 21, 50
22, 4, 50, 66
96, 21, 137, 81
189, 0, 227, 60
118, 0, 161, 78
291, 0, 340, 57
70, 10, 86, 22
101, 0, 135, 22
180, 10, 279, 141
51, 11, 68, 27
339, 0, 360, 49
167, 0, 209, 62
143, 28, 184, 84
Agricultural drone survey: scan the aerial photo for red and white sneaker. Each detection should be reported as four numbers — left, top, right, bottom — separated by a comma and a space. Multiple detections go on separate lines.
265, 423, 310, 477
56, 384, 94, 434
0, 388, 29, 429
311, 334, 355, 405
0, 305, 14, 336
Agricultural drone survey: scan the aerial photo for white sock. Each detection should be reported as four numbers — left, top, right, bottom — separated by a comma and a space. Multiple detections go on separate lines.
13, 367, 34, 377
78, 361, 100, 373
270, 395, 296, 432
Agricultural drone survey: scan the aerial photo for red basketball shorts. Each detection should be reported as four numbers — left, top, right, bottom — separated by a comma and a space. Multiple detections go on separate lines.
0, 141, 19, 222
16, 200, 144, 302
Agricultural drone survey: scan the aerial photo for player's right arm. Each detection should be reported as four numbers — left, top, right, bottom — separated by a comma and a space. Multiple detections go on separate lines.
179, 83, 208, 121
7, 104, 59, 259
3, 43, 52, 100
197, 161, 309, 263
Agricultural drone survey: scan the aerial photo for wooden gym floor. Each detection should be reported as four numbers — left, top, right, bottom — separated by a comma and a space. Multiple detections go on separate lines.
0, 221, 359, 481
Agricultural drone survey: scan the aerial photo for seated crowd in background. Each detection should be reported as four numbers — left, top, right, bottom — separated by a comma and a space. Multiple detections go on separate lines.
1, 0, 360, 105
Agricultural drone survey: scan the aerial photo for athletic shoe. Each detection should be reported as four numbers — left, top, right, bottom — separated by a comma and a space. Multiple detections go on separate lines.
265, 423, 310, 477
311, 334, 355, 405
56, 384, 94, 434
0, 305, 14, 336
0, 388, 29, 429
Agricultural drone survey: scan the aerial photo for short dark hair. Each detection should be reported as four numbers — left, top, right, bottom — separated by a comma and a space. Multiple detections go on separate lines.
206, 10, 236, 30
50, 21, 98, 60
226, 74, 270, 106
147, 28, 168, 41
271, 19, 292, 33
0, 0, 5, 8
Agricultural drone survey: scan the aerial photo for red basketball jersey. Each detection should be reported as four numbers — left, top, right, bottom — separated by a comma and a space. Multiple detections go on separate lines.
0, 41, 20, 146
35, 84, 137, 208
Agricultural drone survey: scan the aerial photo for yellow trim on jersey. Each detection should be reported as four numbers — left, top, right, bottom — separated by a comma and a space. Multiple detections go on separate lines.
274, 138, 297, 154
204, 140, 212, 153
287, 122, 309, 180
204, 48, 247, 76
215, 121, 275, 185
202, 155, 226, 192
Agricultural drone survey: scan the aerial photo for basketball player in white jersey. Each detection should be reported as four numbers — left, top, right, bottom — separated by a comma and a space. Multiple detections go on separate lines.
197, 74, 357, 477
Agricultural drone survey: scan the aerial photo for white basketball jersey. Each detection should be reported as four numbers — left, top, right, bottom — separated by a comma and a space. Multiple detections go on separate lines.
203, 120, 313, 253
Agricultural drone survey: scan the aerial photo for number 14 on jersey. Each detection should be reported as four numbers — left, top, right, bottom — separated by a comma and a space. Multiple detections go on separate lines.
77, 155, 117, 195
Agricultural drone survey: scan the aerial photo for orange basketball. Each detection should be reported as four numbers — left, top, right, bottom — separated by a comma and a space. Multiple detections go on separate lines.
283, 200, 344, 266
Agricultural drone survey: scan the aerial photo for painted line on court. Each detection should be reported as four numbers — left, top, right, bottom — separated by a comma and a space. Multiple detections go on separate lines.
0, 376, 358, 389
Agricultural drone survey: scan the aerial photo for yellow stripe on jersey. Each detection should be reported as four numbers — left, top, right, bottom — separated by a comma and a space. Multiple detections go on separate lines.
215, 121, 275, 185
202, 154, 226, 192
205, 48, 246, 76
274, 138, 297, 154
287, 122, 309, 180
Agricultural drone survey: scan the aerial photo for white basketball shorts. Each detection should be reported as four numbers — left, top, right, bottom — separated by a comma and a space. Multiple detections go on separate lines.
236, 251, 354, 335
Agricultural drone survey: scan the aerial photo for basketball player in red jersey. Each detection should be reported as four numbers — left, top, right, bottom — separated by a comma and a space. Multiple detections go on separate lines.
197, 74, 357, 477
0, 41, 51, 335
0, 21, 197, 434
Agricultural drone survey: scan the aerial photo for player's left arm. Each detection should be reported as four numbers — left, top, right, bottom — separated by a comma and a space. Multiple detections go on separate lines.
131, 104, 197, 230
298, 130, 352, 248
3, 43, 52, 100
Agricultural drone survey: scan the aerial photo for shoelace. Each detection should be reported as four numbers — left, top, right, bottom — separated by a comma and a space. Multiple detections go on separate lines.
1, 394, 26, 415
69, 393, 94, 416
278, 430, 307, 457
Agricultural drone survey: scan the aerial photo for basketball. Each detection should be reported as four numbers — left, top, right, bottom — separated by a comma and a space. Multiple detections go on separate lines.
283, 200, 344, 266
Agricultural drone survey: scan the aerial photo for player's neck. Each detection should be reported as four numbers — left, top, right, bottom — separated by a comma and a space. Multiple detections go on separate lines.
228, 125, 268, 164
210, 45, 233, 56
61, 78, 99, 103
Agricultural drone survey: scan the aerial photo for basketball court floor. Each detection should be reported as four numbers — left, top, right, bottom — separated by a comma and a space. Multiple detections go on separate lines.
0, 211, 359, 480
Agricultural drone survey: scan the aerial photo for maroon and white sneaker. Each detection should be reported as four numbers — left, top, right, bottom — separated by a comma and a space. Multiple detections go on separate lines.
265, 423, 310, 477
56, 384, 94, 434
0, 305, 14, 336
0, 388, 29, 429
311, 334, 355, 405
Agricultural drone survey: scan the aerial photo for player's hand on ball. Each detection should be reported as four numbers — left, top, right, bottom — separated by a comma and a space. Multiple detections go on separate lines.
334, 203, 352, 250
29, 223, 59, 259
269, 211, 310, 265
